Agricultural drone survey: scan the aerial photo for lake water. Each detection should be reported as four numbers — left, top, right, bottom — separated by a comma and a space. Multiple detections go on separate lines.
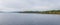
0, 13, 60, 25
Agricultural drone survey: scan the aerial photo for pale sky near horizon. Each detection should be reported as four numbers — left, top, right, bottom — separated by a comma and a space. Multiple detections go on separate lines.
0, 0, 60, 11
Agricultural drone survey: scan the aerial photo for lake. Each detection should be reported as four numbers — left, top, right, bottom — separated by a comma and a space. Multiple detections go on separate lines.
0, 13, 60, 25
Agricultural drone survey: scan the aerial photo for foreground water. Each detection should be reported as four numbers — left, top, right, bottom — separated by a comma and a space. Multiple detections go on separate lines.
0, 13, 60, 25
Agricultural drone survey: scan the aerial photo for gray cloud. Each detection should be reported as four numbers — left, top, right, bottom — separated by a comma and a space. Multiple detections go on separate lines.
0, 0, 60, 11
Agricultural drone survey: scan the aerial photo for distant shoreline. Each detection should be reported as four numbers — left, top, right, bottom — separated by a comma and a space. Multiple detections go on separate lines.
18, 10, 60, 14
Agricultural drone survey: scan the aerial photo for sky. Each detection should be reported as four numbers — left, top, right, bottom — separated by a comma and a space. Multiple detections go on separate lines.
0, 0, 60, 11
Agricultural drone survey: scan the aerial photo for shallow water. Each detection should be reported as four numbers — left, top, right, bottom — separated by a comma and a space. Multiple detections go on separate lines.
0, 13, 60, 25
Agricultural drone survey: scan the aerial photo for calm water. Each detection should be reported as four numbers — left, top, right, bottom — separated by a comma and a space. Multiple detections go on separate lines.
0, 13, 60, 25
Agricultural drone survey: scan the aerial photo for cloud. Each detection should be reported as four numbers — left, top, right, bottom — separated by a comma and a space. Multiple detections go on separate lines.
0, 0, 60, 11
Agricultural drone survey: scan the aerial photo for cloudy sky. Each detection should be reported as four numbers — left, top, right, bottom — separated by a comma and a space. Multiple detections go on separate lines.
0, 0, 60, 11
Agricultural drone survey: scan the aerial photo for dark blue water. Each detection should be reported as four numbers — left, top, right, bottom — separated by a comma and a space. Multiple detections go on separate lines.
0, 13, 60, 25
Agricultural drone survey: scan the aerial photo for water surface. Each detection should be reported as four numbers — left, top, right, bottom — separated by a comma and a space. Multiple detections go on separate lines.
0, 13, 60, 25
